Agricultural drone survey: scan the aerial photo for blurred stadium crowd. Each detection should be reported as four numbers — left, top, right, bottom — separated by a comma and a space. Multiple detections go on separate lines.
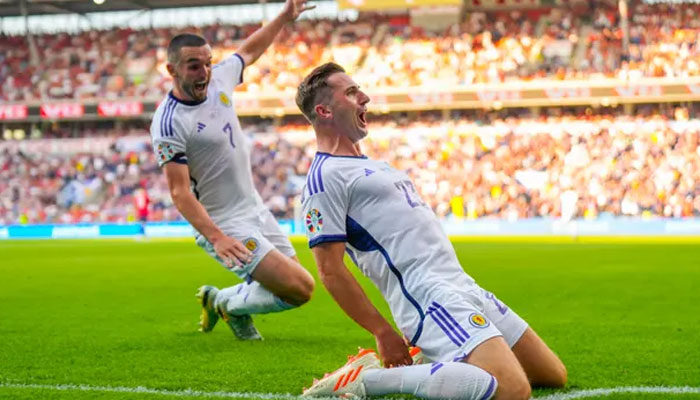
2, 109, 699, 225
2, 1, 700, 225
2, 1, 700, 101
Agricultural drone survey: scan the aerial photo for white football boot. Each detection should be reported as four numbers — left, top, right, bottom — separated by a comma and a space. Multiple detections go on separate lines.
409, 346, 428, 365
302, 348, 381, 397
214, 287, 263, 341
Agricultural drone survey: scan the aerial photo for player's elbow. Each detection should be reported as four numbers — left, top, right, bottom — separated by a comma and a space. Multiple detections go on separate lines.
317, 263, 339, 286
169, 186, 190, 206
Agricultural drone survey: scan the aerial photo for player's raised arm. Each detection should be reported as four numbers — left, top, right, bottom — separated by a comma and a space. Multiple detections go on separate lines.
163, 162, 253, 268
311, 242, 413, 368
236, 0, 315, 67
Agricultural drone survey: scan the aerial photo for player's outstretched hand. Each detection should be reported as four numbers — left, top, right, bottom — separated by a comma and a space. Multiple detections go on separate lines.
375, 328, 413, 368
211, 235, 253, 268
281, 0, 316, 23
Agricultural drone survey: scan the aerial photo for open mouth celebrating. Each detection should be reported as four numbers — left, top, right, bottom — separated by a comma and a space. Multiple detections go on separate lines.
358, 111, 367, 127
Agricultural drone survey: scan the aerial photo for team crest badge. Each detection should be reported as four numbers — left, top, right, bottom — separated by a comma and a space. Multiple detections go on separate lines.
468, 313, 490, 328
306, 209, 323, 233
244, 238, 259, 253
218, 91, 232, 107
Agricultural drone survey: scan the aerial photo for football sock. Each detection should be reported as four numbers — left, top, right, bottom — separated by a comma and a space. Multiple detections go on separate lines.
215, 281, 295, 316
362, 362, 497, 400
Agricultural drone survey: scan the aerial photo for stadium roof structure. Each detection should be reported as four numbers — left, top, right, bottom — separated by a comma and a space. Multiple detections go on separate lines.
0, 0, 287, 17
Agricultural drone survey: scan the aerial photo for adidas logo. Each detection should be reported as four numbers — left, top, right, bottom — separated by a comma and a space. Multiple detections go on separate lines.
364, 168, 375, 176
197, 122, 206, 133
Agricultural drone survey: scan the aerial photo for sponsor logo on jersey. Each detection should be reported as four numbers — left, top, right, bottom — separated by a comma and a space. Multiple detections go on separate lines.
468, 313, 490, 328
244, 238, 259, 253
218, 91, 232, 107
306, 209, 323, 233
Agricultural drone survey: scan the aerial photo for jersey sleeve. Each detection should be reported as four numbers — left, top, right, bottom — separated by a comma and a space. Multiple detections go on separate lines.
212, 53, 245, 93
301, 168, 349, 248
150, 101, 189, 167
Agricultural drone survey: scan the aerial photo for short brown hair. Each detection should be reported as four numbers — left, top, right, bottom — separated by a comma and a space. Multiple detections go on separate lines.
167, 33, 207, 64
296, 62, 345, 123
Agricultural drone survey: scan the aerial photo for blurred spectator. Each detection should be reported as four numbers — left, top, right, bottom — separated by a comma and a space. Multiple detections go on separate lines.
2, 110, 700, 224
3, 2, 700, 102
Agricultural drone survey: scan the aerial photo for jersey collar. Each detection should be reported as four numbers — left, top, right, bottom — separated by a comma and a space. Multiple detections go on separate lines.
316, 151, 368, 159
168, 91, 207, 106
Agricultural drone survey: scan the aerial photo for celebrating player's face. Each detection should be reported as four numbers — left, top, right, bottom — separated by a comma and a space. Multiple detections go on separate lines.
172, 45, 213, 102
327, 73, 370, 143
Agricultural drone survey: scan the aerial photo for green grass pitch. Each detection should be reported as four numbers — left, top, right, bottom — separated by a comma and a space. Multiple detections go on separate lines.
1, 238, 699, 399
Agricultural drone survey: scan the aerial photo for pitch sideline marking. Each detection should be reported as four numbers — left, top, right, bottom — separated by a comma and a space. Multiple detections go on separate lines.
536, 386, 700, 400
0, 382, 299, 399
2, 382, 700, 399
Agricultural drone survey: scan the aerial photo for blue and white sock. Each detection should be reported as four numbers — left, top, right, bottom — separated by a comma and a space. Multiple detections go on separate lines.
362, 362, 497, 400
215, 281, 295, 316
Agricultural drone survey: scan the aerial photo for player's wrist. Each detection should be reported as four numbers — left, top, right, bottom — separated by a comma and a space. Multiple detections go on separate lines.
208, 231, 226, 245
372, 324, 396, 338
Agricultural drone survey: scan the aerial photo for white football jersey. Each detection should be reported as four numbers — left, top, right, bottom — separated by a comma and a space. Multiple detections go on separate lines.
150, 54, 266, 234
301, 152, 477, 346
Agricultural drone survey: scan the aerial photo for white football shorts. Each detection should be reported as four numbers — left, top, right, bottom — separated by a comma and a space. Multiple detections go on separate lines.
195, 209, 296, 280
412, 286, 528, 363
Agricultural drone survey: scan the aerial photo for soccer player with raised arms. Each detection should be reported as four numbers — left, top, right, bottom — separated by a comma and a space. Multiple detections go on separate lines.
149, 0, 315, 340
296, 63, 567, 399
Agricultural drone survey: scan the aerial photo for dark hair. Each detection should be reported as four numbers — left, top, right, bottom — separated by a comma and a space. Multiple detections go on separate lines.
295, 62, 346, 123
167, 33, 207, 64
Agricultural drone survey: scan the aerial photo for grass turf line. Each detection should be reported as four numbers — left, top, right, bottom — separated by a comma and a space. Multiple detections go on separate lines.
0, 240, 698, 399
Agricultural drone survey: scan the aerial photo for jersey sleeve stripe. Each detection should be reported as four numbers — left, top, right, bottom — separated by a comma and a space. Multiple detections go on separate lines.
160, 98, 174, 137
309, 155, 323, 195
163, 99, 177, 137
309, 234, 347, 248
164, 98, 175, 137
306, 156, 320, 197
159, 98, 172, 137
311, 154, 325, 194
167, 102, 177, 137
315, 154, 330, 193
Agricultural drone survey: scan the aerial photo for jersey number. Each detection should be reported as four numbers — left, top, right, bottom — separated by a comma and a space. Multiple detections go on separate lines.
222, 123, 235, 148
395, 180, 426, 208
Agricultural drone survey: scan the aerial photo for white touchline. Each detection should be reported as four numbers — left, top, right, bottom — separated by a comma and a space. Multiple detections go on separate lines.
0, 382, 302, 399
1, 383, 700, 399
536, 386, 700, 400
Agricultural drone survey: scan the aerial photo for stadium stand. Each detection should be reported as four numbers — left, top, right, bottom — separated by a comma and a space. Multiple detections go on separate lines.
2, 1, 700, 101
2, 1, 699, 227
2, 108, 699, 225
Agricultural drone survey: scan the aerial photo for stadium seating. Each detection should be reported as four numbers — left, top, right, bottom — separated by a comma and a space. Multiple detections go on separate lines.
2, 2, 700, 102
2, 112, 699, 224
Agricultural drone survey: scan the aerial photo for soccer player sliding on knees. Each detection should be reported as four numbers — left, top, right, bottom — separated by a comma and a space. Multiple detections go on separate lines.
149, 0, 316, 341
295, 63, 567, 399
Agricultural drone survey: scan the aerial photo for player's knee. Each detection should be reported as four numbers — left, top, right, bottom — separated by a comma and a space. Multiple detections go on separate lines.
549, 361, 567, 388
499, 381, 531, 400
533, 358, 567, 388
496, 375, 531, 400
285, 273, 315, 306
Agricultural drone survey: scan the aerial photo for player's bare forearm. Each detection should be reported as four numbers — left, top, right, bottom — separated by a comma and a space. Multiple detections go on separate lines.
163, 162, 225, 244
236, 14, 286, 67
236, 0, 314, 66
312, 243, 394, 336
313, 242, 413, 367
172, 191, 225, 243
